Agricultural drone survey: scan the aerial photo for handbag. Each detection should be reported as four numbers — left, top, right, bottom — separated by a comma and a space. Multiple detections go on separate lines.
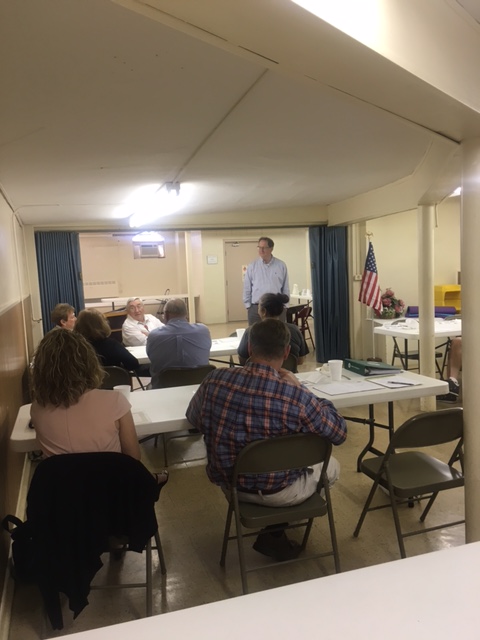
2, 515, 36, 582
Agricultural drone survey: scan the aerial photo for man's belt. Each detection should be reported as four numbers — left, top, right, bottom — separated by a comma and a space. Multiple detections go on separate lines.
238, 485, 286, 496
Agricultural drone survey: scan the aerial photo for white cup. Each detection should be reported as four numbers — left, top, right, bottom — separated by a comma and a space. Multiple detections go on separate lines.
328, 360, 343, 382
236, 328, 246, 339
114, 385, 131, 400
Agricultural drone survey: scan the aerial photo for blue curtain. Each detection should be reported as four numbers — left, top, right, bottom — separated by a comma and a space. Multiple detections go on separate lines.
309, 226, 349, 363
35, 231, 84, 335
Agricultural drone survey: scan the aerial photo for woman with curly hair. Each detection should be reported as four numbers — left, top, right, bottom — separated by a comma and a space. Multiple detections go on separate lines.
237, 292, 309, 366
30, 329, 141, 460
74, 309, 140, 372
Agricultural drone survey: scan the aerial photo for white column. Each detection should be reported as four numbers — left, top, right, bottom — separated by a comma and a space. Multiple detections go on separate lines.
184, 231, 196, 322
462, 138, 480, 543
417, 204, 436, 412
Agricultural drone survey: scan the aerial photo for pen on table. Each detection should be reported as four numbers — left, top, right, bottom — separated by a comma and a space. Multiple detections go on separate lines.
388, 381, 414, 386
342, 374, 351, 380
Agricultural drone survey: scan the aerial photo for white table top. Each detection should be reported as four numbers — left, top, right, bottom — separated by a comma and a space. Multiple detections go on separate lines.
127, 336, 241, 364
374, 318, 462, 340
297, 369, 447, 408
10, 370, 447, 453
64, 543, 479, 639
101, 294, 190, 304
290, 294, 312, 305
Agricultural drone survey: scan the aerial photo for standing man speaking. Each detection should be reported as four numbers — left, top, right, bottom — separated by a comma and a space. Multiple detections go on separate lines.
243, 237, 290, 325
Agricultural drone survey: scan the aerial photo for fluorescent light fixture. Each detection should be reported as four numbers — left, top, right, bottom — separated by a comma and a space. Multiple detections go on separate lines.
128, 182, 183, 228
449, 187, 461, 197
290, 0, 382, 47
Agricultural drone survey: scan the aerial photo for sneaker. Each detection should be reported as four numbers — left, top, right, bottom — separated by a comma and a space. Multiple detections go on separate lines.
438, 378, 460, 403
252, 531, 301, 561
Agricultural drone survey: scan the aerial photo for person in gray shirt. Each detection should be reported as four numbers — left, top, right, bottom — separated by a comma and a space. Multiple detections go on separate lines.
146, 299, 212, 388
243, 237, 290, 325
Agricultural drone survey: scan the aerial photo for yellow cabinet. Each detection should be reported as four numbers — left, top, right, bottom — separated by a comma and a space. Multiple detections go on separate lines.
434, 285, 461, 312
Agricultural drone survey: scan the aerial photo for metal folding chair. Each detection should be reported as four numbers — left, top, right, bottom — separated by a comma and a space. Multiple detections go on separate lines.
353, 408, 464, 558
220, 433, 340, 594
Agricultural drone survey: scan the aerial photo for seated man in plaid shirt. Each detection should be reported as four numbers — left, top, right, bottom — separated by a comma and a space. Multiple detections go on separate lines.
186, 318, 347, 561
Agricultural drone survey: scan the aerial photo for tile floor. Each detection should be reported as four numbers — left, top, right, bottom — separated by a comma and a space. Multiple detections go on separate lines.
8, 321, 464, 639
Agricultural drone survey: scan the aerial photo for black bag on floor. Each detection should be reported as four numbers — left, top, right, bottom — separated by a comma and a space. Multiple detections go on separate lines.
2, 515, 36, 582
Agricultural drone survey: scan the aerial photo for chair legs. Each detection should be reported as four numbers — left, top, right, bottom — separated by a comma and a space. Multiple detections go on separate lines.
147, 530, 167, 616
353, 480, 379, 539
92, 530, 166, 619
324, 484, 341, 573
220, 504, 234, 567
354, 480, 407, 558
154, 529, 167, 575
301, 320, 315, 349
146, 538, 153, 616
220, 502, 250, 593
221, 497, 340, 594
233, 509, 249, 595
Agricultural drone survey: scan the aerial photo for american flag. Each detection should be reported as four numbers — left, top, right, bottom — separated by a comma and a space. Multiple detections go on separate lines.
358, 242, 382, 312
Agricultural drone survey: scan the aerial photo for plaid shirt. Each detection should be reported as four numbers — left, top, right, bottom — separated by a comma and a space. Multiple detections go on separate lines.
186, 362, 347, 492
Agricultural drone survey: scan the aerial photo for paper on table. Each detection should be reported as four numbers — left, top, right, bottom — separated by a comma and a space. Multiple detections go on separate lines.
312, 380, 379, 396
370, 375, 422, 388
300, 372, 329, 384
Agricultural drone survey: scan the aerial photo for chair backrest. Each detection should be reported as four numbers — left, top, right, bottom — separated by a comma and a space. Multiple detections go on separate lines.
296, 305, 312, 322
282, 353, 298, 373
388, 407, 463, 451
154, 364, 216, 389
103, 310, 127, 343
101, 365, 132, 389
233, 433, 331, 481
286, 304, 304, 323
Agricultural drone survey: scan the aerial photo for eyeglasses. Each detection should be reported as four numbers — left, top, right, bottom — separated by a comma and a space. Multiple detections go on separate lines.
257, 245, 271, 250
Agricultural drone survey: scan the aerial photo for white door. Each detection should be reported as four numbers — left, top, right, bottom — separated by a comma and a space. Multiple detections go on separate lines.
224, 241, 258, 322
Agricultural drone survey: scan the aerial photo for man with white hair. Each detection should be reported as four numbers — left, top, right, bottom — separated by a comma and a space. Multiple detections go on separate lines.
121, 297, 163, 346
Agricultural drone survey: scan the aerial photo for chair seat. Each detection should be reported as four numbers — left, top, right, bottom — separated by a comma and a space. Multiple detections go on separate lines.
396, 352, 442, 361
361, 451, 464, 497
239, 492, 328, 528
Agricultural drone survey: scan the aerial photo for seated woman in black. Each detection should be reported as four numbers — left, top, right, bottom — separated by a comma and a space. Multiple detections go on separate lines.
237, 292, 309, 365
74, 309, 140, 372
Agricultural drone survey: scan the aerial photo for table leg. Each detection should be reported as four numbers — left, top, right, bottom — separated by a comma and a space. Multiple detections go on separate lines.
391, 337, 406, 369
345, 402, 395, 472
404, 338, 409, 370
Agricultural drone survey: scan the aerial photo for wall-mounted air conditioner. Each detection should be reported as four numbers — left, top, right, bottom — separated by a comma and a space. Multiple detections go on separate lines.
133, 243, 165, 259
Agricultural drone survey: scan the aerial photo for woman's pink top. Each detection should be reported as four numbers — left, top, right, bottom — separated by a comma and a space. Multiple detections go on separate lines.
30, 389, 131, 457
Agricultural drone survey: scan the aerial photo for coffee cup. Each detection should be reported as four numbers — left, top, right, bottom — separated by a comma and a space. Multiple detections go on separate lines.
327, 360, 343, 382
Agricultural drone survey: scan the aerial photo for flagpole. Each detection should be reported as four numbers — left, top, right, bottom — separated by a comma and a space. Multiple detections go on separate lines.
358, 236, 381, 360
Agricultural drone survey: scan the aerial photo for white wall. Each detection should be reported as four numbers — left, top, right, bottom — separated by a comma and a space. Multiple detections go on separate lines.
0, 196, 28, 314
196, 227, 311, 325
79, 232, 187, 299
364, 199, 461, 361
78, 228, 311, 324
367, 198, 460, 309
